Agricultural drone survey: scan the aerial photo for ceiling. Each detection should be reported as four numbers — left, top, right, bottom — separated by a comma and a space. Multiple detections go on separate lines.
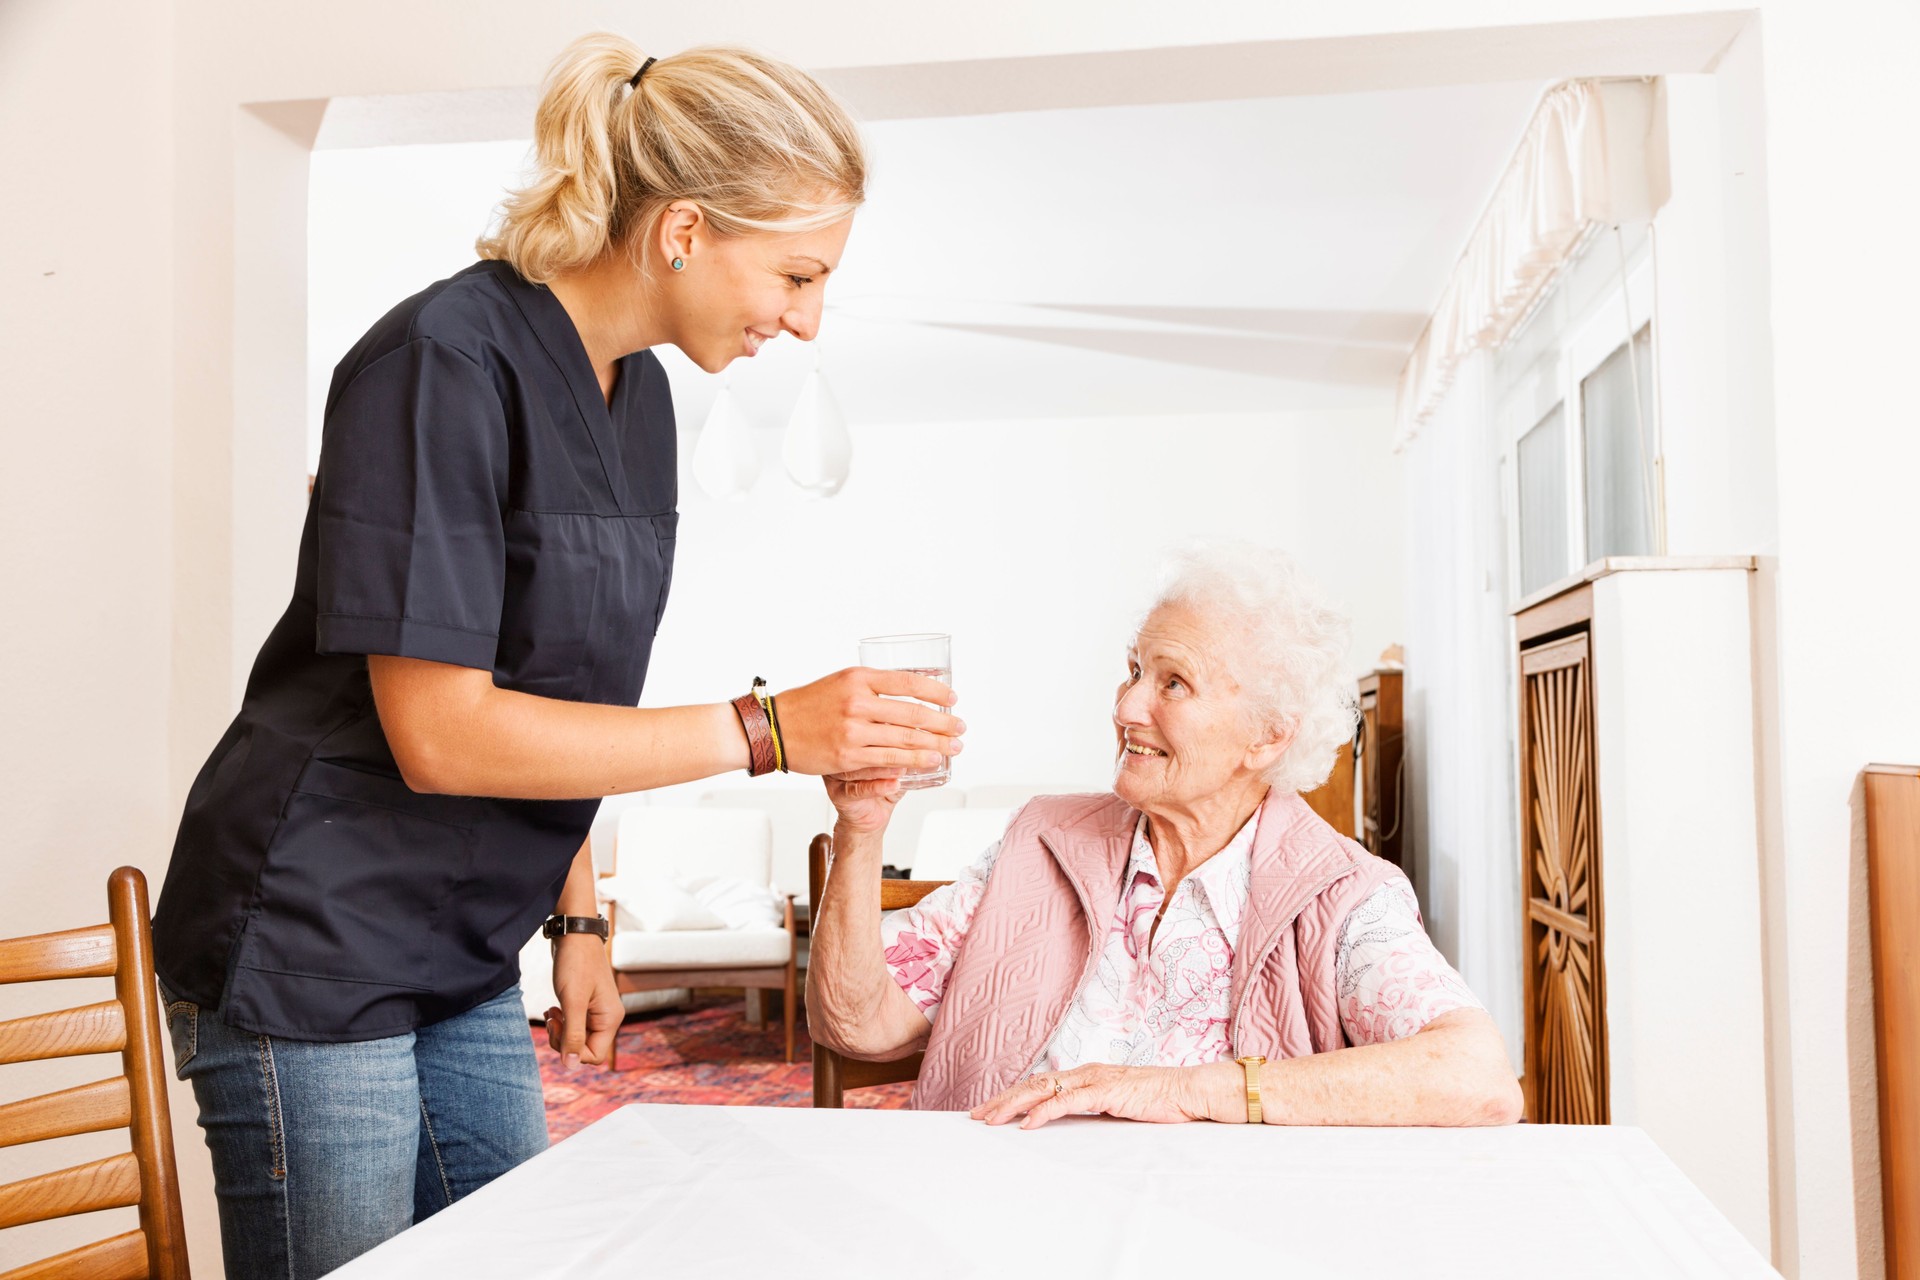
308, 78, 1547, 451
704, 80, 1544, 430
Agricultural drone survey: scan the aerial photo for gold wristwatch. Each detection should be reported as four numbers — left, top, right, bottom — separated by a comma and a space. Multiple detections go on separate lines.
1236, 1055, 1267, 1124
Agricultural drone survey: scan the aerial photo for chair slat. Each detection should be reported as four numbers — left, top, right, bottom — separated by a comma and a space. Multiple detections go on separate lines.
0, 1153, 143, 1229
879, 880, 948, 911
0, 1227, 149, 1280
0, 926, 117, 985
0, 1001, 127, 1066
836, 1051, 925, 1090
0, 1077, 132, 1149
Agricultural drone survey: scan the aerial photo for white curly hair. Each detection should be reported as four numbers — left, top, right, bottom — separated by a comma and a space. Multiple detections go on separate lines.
1144, 540, 1356, 795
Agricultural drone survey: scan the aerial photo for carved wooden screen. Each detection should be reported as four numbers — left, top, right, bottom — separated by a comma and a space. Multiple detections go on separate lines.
1518, 630, 1608, 1124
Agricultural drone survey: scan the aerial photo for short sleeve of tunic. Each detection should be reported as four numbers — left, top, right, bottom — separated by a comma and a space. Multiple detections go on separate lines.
313, 337, 508, 670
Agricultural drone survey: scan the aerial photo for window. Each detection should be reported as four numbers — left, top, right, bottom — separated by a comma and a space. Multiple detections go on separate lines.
1517, 404, 1569, 597
1495, 228, 1659, 602
1582, 322, 1657, 561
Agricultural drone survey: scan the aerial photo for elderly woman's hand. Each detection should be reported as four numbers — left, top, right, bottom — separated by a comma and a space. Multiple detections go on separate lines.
825, 774, 906, 834
970, 1063, 1218, 1130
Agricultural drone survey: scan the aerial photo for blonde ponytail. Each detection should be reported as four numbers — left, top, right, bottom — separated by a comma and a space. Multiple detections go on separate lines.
478, 33, 867, 284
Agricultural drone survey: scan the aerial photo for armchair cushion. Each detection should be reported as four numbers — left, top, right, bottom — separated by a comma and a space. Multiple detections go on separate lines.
599, 870, 727, 933
686, 874, 783, 931
610, 926, 792, 970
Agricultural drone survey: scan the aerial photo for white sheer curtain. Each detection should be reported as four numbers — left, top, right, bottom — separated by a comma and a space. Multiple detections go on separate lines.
1401, 351, 1525, 1070
1396, 78, 1667, 449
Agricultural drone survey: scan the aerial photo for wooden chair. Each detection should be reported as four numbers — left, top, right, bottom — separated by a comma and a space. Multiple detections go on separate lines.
0, 866, 190, 1279
806, 834, 950, 1108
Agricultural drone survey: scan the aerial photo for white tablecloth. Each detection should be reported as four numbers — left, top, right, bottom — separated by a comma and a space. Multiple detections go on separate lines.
335, 1105, 1779, 1279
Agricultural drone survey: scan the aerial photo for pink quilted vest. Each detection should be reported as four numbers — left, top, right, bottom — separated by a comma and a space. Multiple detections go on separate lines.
911, 788, 1409, 1112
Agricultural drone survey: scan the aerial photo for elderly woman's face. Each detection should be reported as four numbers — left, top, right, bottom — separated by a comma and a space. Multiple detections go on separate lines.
1110, 601, 1271, 814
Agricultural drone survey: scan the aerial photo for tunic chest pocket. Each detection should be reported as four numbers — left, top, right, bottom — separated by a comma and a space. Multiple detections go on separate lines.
495, 509, 603, 697
243, 760, 478, 991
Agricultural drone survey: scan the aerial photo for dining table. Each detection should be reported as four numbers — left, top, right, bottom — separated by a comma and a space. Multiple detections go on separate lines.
332, 1104, 1781, 1278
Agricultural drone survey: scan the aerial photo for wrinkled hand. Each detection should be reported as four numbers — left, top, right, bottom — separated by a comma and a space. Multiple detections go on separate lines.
825, 774, 906, 833
544, 934, 623, 1068
774, 668, 964, 777
971, 1063, 1212, 1130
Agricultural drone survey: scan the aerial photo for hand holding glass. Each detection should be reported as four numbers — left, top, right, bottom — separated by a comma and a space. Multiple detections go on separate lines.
858, 633, 952, 790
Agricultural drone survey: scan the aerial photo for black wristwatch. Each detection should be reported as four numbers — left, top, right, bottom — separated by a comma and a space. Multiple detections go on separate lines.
543, 913, 610, 959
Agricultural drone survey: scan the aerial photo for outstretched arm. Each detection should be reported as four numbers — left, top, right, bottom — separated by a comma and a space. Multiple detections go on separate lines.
804, 787, 933, 1061
368, 656, 961, 799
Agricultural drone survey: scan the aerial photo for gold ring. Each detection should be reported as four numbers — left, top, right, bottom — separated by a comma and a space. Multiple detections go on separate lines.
1052, 1078, 1065, 1098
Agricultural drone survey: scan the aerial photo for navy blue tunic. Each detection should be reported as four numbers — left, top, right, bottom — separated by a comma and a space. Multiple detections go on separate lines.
154, 260, 677, 1041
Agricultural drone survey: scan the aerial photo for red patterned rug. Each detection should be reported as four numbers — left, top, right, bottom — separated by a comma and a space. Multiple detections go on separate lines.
536, 995, 911, 1141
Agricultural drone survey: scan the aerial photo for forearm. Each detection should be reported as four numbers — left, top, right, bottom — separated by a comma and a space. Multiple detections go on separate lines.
556, 839, 601, 917
1187, 1011, 1523, 1127
385, 674, 748, 799
804, 821, 928, 1060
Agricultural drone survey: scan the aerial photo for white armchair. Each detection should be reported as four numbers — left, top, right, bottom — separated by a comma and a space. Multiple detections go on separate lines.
599, 807, 799, 1066
907, 807, 1015, 881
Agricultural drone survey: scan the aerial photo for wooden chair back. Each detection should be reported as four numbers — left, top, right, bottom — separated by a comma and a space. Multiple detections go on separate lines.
0, 866, 190, 1279
806, 834, 949, 1108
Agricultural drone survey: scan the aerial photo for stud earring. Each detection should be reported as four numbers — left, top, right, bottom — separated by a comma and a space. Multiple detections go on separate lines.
671, 256, 685, 271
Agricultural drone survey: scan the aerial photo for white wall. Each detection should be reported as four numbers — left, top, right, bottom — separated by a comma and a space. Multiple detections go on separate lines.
646, 408, 1404, 787
0, 0, 199, 1271
306, 140, 534, 471
1760, 4, 1920, 1277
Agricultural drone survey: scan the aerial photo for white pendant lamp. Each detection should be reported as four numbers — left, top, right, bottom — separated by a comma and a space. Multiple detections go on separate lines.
782, 367, 853, 497
690, 383, 759, 500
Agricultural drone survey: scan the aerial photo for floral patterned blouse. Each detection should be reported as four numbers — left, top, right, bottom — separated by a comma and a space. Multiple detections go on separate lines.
880, 812, 1482, 1073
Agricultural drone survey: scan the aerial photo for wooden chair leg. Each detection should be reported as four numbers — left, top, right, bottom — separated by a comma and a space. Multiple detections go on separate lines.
812, 1042, 842, 1108
783, 960, 797, 1065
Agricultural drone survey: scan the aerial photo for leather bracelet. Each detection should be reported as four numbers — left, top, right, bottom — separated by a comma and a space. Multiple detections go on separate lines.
732, 679, 778, 777
765, 694, 790, 773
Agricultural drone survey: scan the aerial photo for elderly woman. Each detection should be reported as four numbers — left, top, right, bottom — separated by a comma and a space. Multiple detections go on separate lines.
807, 543, 1522, 1128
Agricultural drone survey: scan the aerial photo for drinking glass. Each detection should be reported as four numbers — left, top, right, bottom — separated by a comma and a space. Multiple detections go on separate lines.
858, 632, 952, 791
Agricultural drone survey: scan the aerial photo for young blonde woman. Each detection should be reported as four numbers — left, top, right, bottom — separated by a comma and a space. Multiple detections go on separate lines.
152, 34, 960, 1276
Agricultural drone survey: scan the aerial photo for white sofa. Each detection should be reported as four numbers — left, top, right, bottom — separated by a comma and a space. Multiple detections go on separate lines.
600, 807, 799, 1065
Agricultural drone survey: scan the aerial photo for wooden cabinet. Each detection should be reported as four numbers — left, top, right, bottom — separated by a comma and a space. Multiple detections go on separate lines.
1300, 668, 1401, 867
1507, 557, 1770, 1250
1355, 670, 1405, 869
1300, 735, 1356, 839
1514, 596, 1608, 1125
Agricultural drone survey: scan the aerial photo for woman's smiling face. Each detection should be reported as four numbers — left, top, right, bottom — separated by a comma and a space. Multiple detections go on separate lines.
663, 214, 854, 373
1111, 601, 1275, 817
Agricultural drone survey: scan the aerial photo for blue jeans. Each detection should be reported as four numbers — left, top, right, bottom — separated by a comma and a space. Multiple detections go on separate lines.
161, 983, 549, 1278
